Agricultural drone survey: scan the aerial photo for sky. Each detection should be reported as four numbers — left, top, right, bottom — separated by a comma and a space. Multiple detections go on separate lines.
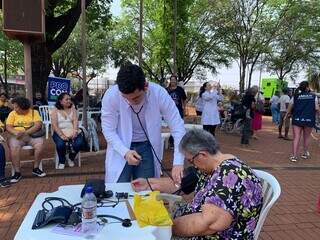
99, 0, 302, 90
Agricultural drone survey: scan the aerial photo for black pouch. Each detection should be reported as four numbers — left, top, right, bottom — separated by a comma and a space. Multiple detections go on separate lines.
32, 206, 73, 229
180, 166, 199, 194
80, 179, 113, 200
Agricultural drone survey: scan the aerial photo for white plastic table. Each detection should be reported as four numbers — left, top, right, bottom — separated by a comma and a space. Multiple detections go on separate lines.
15, 183, 171, 240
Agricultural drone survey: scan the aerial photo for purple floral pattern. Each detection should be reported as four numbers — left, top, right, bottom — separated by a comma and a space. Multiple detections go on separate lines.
178, 158, 263, 240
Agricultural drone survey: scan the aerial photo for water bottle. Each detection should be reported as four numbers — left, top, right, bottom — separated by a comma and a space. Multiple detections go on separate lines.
81, 186, 97, 234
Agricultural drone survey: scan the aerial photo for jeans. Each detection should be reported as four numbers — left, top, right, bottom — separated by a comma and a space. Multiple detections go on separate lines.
0, 144, 5, 179
52, 132, 84, 164
271, 105, 280, 124
241, 118, 252, 144
117, 141, 155, 182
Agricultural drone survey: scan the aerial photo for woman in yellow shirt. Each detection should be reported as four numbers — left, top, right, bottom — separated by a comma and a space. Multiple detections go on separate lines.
6, 97, 46, 183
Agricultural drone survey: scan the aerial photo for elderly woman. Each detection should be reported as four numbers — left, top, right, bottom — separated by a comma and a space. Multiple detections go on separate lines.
132, 129, 263, 239
51, 93, 85, 169
6, 97, 46, 183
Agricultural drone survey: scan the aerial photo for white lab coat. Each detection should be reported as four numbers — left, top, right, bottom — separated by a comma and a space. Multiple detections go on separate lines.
101, 82, 186, 183
201, 90, 223, 125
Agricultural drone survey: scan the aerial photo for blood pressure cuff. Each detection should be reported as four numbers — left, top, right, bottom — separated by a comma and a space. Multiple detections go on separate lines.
180, 166, 199, 194
32, 206, 73, 229
80, 179, 113, 200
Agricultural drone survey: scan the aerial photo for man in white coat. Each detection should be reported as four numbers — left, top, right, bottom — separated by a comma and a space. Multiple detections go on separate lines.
101, 64, 185, 184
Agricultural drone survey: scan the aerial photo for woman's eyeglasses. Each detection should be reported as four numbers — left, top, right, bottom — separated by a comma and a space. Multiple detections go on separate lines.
187, 152, 200, 164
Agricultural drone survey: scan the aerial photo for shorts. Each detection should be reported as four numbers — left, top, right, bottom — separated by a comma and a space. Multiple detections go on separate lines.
9, 134, 44, 148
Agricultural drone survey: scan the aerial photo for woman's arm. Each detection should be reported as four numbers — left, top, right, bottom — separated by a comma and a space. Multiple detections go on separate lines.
25, 121, 42, 135
51, 109, 68, 140
173, 203, 233, 237
72, 107, 79, 132
6, 124, 20, 136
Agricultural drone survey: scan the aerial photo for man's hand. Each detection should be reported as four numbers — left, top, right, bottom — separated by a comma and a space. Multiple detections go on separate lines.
131, 178, 148, 192
172, 165, 184, 185
125, 150, 141, 165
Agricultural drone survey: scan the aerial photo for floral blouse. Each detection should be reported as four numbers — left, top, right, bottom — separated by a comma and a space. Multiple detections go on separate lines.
174, 158, 263, 240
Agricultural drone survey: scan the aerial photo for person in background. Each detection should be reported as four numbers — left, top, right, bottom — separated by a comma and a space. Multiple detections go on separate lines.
195, 83, 207, 116
132, 129, 263, 240
101, 64, 185, 184
278, 88, 291, 140
287, 81, 318, 162
270, 91, 280, 125
252, 87, 264, 139
201, 81, 223, 136
6, 97, 46, 183
33, 91, 48, 111
0, 120, 10, 187
51, 93, 84, 169
167, 76, 187, 148
166, 75, 187, 119
241, 86, 258, 146
0, 93, 11, 122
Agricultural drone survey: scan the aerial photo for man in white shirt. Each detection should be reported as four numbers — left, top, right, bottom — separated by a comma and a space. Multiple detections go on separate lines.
278, 88, 291, 140
101, 64, 185, 184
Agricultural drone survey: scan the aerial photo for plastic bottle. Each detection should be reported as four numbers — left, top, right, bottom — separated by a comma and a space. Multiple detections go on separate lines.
81, 186, 97, 235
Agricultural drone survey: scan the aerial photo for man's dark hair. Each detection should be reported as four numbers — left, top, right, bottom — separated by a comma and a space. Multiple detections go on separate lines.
11, 97, 31, 110
55, 92, 72, 110
282, 88, 289, 94
116, 63, 146, 94
170, 75, 177, 81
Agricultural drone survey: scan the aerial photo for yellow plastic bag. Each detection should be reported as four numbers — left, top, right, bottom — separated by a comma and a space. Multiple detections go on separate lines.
133, 191, 173, 227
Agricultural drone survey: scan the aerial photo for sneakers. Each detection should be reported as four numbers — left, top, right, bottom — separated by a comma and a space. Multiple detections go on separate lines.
32, 168, 46, 177
10, 172, 22, 183
67, 158, 75, 167
301, 151, 310, 159
58, 163, 65, 169
289, 156, 298, 162
0, 179, 11, 188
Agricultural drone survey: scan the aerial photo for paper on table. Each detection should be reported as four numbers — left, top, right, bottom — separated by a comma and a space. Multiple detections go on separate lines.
51, 223, 103, 237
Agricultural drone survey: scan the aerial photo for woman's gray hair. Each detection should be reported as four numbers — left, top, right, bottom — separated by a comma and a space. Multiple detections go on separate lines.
179, 129, 220, 155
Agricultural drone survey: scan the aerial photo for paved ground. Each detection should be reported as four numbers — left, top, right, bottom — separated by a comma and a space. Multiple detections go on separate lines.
1, 116, 320, 239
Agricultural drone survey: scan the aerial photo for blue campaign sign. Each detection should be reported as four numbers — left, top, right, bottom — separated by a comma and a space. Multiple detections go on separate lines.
47, 77, 71, 102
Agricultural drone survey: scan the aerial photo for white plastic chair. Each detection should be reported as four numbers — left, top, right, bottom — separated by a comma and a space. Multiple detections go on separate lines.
253, 169, 281, 240
38, 105, 54, 139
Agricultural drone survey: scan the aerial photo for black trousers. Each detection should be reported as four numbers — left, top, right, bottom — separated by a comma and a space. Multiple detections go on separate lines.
241, 118, 252, 144
203, 125, 217, 136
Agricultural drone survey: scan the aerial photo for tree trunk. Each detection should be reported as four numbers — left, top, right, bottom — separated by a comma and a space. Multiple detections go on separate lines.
31, 42, 52, 97
3, 50, 8, 95
239, 60, 246, 93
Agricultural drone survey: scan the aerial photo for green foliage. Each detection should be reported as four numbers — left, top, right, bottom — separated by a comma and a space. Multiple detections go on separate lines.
111, 0, 230, 84
52, 24, 112, 78
264, 1, 320, 81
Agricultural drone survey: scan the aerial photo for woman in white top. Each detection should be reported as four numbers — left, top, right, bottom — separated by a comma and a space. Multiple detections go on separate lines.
201, 81, 223, 136
51, 93, 85, 169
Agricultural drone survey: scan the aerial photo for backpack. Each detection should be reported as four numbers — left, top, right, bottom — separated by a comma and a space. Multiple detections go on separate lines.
256, 99, 264, 114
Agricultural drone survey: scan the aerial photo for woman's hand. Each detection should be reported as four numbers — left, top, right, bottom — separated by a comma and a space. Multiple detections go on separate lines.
60, 134, 68, 141
72, 130, 78, 139
16, 131, 25, 139
131, 178, 149, 192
